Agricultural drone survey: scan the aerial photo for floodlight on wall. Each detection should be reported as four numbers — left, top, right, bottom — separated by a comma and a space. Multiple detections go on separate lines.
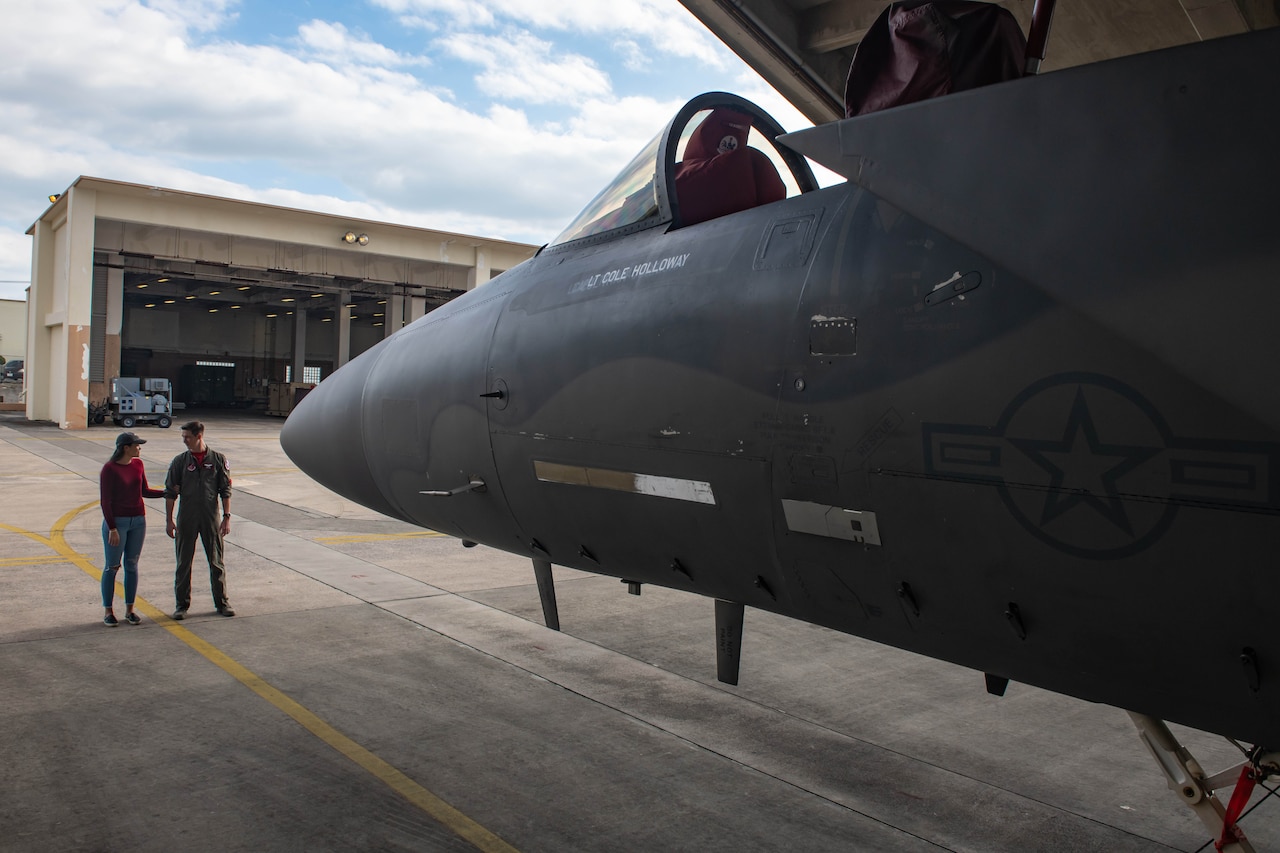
341, 231, 370, 246
48, 194, 61, 203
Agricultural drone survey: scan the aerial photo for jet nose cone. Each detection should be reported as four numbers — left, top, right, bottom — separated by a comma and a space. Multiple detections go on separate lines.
280, 347, 404, 521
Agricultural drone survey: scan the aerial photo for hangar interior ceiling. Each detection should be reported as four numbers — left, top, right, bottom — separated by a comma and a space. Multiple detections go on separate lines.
98, 220, 475, 327
679, 0, 1279, 125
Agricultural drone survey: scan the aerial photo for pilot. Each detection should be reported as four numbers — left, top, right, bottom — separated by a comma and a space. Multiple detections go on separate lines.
674, 107, 786, 227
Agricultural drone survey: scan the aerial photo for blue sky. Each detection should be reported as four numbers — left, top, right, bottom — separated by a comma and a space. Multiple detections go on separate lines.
0, 0, 822, 301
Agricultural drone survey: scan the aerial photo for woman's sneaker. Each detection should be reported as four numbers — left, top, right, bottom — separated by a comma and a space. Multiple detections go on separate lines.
103, 613, 118, 626
124, 612, 141, 625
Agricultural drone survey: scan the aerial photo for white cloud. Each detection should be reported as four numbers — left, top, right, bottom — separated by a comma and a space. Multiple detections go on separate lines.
376, 0, 726, 65
297, 21, 430, 68
566, 95, 685, 145
438, 31, 611, 103
379, 0, 497, 29
612, 39, 650, 73
141, 0, 238, 32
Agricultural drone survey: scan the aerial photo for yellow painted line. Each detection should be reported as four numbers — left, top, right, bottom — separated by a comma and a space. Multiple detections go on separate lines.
35, 503, 517, 853
0, 524, 56, 551
317, 531, 448, 544
0, 554, 68, 567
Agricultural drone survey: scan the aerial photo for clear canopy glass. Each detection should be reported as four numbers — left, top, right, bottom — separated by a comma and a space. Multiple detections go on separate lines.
549, 132, 663, 247
549, 100, 811, 248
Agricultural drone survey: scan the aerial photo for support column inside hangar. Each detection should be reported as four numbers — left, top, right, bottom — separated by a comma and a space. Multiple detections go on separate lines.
383, 295, 404, 339
293, 309, 306, 384
408, 295, 426, 325
103, 266, 124, 391
337, 290, 351, 368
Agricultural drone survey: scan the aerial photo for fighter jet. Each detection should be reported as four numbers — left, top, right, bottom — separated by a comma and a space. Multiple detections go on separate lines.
282, 23, 1280, 848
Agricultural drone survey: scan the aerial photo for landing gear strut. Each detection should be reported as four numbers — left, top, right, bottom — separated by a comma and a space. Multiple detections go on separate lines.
1129, 713, 1278, 852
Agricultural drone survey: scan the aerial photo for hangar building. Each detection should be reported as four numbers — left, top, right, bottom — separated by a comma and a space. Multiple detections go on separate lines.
24, 176, 538, 429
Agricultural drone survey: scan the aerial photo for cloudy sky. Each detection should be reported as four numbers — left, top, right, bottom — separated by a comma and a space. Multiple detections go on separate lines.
0, 0, 824, 302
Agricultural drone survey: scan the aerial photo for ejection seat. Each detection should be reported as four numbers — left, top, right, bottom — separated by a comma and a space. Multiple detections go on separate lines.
674, 107, 787, 226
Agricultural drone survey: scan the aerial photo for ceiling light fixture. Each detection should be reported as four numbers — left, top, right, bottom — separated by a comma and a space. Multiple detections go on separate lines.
310, 293, 323, 298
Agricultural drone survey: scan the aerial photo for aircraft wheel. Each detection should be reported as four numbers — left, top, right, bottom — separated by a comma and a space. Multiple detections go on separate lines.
158, 416, 172, 428
120, 416, 136, 429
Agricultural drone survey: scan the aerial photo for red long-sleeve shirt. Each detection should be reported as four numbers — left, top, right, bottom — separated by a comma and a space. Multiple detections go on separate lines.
99, 458, 165, 529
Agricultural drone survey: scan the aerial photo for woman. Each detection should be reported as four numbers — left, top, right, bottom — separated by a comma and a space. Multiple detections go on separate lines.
99, 431, 165, 626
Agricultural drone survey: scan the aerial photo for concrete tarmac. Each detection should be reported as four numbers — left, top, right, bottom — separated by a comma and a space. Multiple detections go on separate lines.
1, 411, 1276, 852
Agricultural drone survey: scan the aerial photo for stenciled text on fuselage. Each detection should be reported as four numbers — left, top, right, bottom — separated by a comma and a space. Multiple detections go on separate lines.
570, 252, 692, 294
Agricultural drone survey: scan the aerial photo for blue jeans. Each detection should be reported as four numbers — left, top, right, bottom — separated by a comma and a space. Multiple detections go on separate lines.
102, 516, 146, 607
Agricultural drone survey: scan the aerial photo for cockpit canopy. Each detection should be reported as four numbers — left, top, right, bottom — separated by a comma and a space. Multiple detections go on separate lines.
548, 92, 819, 250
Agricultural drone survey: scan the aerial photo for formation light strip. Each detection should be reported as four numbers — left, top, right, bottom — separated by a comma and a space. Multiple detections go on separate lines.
534, 461, 715, 505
